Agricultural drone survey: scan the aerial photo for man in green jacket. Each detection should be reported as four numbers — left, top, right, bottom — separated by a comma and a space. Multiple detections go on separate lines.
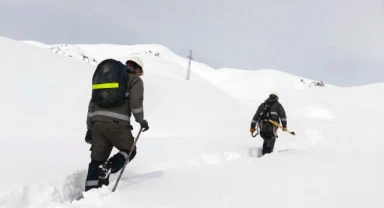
84, 56, 149, 191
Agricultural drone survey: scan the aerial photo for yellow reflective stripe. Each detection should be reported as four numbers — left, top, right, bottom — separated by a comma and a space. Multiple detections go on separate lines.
92, 83, 119, 89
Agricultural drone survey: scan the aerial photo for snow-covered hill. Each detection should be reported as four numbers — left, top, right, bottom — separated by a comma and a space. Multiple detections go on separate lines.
24, 41, 330, 103
1, 36, 383, 208
23, 41, 98, 64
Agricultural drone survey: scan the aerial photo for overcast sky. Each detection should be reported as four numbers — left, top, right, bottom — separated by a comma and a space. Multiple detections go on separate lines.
1, 0, 383, 86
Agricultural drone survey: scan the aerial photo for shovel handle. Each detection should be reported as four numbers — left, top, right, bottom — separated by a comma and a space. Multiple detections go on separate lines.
268, 119, 296, 136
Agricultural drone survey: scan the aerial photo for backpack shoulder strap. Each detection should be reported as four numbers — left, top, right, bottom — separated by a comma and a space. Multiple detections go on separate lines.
266, 103, 272, 119
259, 102, 271, 121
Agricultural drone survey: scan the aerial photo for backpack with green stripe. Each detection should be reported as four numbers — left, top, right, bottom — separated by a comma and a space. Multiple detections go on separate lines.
91, 59, 129, 107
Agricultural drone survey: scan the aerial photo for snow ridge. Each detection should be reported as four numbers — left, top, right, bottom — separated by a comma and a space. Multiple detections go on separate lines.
47, 44, 97, 64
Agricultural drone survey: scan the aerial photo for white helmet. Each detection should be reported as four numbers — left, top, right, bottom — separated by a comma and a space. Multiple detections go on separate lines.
270, 92, 279, 98
126, 56, 144, 70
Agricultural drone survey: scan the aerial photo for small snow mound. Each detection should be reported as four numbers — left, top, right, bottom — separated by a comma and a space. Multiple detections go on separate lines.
248, 147, 263, 158
76, 186, 110, 203
0, 170, 86, 208
304, 128, 325, 147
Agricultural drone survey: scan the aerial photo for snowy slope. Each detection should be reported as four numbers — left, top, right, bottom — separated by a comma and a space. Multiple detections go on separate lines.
77, 43, 331, 104
1, 37, 384, 208
24, 41, 333, 104
22, 41, 97, 64
0, 36, 252, 207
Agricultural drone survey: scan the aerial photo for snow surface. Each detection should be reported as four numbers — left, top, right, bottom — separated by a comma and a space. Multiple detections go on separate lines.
1, 36, 384, 208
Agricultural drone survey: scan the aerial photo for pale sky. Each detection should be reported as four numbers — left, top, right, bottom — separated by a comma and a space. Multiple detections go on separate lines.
1, 0, 383, 86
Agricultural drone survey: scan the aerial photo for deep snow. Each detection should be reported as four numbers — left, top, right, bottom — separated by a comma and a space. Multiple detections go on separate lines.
0, 37, 383, 208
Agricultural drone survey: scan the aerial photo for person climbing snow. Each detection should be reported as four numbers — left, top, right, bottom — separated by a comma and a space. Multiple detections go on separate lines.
84, 56, 149, 191
250, 92, 287, 155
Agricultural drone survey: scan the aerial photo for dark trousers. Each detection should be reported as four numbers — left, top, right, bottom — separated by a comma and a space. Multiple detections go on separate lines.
85, 121, 137, 192
262, 138, 276, 155
260, 124, 278, 155
84, 151, 137, 191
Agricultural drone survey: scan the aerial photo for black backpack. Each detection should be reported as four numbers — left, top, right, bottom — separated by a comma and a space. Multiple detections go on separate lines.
91, 59, 129, 108
259, 103, 272, 121
259, 102, 276, 138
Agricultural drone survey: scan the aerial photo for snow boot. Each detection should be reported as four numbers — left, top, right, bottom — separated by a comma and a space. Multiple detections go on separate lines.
98, 175, 110, 187
85, 160, 103, 192
97, 161, 112, 179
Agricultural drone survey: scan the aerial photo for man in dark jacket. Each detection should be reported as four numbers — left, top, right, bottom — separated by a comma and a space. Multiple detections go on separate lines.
84, 56, 149, 191
250, 92, 287, 155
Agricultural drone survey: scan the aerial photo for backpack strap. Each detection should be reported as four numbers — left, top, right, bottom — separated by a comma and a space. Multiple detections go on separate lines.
262, 102, 272, 121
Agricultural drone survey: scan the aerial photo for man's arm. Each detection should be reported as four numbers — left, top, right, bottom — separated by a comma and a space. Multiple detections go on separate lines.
278, 103, 287, 128
129, 76, 144, 123
251, 104, 263, 129
86, 100, 95, 129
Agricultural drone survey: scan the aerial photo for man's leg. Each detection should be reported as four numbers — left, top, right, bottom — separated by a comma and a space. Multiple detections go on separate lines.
100, 123, 137, 176
108, 149, 137, 173
85, 160, 103, 191
84, 122, 113, 191
265, 138, 276, 154
96, 149, 136, 187
269, 127, 278, 153
262, 138, 268, 155
262, 126, 278, 155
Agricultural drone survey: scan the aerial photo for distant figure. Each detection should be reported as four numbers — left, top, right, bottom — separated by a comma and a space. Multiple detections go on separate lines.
250, 92, 288, 155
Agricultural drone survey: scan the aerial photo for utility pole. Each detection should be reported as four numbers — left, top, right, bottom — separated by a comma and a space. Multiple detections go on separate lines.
186, 50, 193, 80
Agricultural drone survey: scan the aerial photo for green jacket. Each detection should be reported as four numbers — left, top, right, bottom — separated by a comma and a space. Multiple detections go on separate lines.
87, 73, 144, 129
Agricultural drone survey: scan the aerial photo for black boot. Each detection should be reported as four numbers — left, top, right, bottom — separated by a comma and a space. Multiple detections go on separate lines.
108, 150, 137, 174
85, 160, 103, 192
97, 161, 112, 179
98, 175, 110, 187
95, 149, 137, 189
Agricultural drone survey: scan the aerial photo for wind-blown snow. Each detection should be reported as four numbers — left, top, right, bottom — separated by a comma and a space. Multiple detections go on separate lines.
1, 37, 384, 208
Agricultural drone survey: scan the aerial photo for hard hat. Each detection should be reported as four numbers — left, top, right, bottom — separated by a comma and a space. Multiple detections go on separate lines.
126, 56, 144, 70
270, 92, 279, 98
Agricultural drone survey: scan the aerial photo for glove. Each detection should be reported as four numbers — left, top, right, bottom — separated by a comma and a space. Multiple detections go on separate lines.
140, 120, 149, 132
282, 127, 287, 132
85, 129, 92, 144
250, 128, 255, 133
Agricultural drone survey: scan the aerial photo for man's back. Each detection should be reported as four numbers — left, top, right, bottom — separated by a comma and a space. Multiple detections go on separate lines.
87, 72, 144, 129
252, 97, 287, 127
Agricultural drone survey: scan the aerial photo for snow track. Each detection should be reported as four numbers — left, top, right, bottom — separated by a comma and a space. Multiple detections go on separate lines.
0, 146, 293, 208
